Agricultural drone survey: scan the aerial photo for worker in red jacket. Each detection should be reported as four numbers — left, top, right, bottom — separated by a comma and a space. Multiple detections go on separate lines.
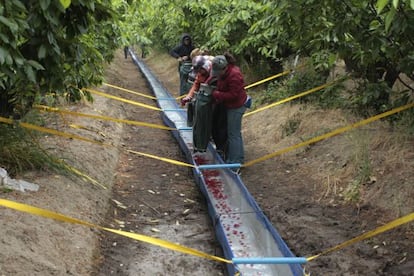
210, 53, 248, 166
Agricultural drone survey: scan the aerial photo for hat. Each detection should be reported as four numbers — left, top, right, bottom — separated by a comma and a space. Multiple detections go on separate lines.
192, 56, 212, 72
211, 55, 228, 77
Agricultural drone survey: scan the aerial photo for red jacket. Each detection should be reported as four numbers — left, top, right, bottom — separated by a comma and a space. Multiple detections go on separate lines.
186, 70, 210, 98
212, 64, 247, 109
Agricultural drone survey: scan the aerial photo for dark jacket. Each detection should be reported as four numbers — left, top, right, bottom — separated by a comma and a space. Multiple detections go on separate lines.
212, 64, 247, 109
169, 33, 195, 60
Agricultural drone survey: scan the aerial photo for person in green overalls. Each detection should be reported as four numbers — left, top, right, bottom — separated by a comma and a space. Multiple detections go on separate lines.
169, 34, 195, 95
181, 55, 227, 155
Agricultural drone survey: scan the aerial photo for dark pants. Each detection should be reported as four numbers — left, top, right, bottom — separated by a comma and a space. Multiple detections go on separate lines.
192, 92, 212, 151
226, 105, 246, 164
212, 103, 228, 155
124, 46, 129, 59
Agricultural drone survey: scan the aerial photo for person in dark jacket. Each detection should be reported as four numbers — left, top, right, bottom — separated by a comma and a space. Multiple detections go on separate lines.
210, 53, 248, 166
124, 46, 129, 59
169, 33, 195, 95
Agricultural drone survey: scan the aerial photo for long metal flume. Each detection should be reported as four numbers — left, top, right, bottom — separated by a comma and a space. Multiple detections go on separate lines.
130, 51, 304, 276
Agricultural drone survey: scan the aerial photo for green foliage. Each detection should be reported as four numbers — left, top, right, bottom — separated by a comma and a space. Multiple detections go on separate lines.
282, 118, 301, 138
286, 71, 327, 103
0, 0, 121, 118
0, 124, 67, 177
387, 90, 414, 133
1, 187, 13, 194
252, 79, 289, 107
252, 64, 346, 110
348, 81, 392, 116
1, 0, 413, 123
60, 0, 71, 9
344, 179, 362, 202
126, 0, 414, 115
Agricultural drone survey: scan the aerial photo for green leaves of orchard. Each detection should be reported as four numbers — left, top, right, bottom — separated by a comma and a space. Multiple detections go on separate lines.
130, 0, 413, 91
0, 0, 121, 117
60, 0, 71, 9
1, 0, 413, 118
376, 0, 414, 13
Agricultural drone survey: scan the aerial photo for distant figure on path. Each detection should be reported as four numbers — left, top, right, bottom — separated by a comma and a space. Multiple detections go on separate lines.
124, 46, 129, 59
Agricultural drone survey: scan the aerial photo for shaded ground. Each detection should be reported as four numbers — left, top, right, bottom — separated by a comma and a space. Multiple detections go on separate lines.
0, 48, 413, 276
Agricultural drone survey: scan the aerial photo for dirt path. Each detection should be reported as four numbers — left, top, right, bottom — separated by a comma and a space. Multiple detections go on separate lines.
92, 51, 224, 275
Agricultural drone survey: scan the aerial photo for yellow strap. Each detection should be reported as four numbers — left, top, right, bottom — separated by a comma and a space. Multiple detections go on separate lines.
0, 199, 231, 264
244, 80, 339, 117
243, 102, 414, 167
127, 149, 195, 168
0, 116, 105, 146
0, 117, 194, 169
34, 105, 176, 131
307, 212, 414, 261
84, 88, 161, 111
61, 163, 107, 189
244, 70, 292, 90
69, 124, 90, 130
102, 82, 157, 100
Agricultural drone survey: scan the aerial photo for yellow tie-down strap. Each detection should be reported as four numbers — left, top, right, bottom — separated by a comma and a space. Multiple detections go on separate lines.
0, 116, 105, 146
244, 69, 296, 90
0, 199, 231, 264
102, 82, 157, 100
244, 78, 343, 118
34, 104, 175, 131
83, 88, 161, 111
127, 149, 195, 168
0, 116, 195, 169
307, 212, 414, 261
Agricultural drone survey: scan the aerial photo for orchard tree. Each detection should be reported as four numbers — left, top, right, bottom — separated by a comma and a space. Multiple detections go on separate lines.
3, 0, 407, 117
0, 0, 121, 118
130, 0, 413, 88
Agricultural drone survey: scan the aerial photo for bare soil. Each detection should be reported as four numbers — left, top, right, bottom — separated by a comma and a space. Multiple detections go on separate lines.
0, 48, 413, 276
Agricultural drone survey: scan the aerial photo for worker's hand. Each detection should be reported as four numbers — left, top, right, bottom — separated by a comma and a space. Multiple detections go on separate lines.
180, 95, 192, 106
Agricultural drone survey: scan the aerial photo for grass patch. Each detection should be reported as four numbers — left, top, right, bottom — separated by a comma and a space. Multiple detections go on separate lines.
344, 129, 371, 202
0, 123, 68, 177
282, 117, 301, 137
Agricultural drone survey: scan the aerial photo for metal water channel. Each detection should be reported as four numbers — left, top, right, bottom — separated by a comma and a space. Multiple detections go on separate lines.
130, 50, 304, 276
